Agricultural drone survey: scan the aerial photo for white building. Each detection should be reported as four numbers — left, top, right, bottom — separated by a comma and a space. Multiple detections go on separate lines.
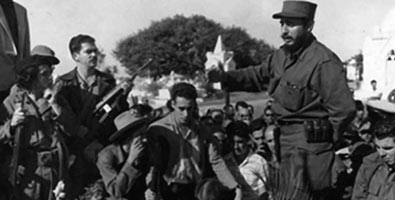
359, 7, 395, 100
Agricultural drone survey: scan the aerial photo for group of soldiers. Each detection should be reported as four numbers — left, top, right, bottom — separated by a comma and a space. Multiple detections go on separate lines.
2, 0, 395, 200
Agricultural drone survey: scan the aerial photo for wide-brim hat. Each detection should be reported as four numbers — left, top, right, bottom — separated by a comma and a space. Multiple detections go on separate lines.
109, 110, 156, 142
272, 0, 317, 20
31, 45, 60, 65
16, 55, 56, 74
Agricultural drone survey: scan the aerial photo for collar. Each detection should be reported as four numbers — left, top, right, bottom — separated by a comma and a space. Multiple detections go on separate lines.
238, 150, 255, 167
76, 68, 97, 89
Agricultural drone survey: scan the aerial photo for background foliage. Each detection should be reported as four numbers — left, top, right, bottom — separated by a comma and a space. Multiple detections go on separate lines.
113, 14, 275, 79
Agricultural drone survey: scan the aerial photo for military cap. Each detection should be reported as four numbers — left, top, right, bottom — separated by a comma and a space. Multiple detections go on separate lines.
273, 0, 317, 20
31, 45, 60, 65
16, 45, 59, 74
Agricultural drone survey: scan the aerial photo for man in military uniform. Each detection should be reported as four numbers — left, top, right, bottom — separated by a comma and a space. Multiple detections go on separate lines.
207, 1, 356, 199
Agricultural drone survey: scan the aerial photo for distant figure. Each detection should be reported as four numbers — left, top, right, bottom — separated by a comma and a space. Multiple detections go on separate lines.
0, 0, 30, 102
262, 106, 275, 125
235, 101, 252, 125
367, 80, 382, 101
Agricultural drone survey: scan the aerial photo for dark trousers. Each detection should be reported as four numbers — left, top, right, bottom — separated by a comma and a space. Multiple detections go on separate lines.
163, 183, 197, 200
276, 123, 335, 200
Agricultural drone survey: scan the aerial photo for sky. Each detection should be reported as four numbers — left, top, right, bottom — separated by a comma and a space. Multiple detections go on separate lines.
14, 0, 395, 75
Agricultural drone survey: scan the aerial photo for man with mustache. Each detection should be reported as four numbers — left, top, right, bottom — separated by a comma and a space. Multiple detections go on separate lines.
207, 1, 356, 199
57, 34, 126, 199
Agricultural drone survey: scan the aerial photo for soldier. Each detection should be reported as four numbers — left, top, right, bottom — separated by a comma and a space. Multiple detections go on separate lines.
207, 1, 356, 199
0, 45, 72, 200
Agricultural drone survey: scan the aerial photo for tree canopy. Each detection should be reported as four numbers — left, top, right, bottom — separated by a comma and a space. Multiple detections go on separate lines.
113, 15, 275, 78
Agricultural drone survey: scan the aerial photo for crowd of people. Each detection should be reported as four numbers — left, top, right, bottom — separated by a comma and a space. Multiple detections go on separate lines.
2, 0, 395, 200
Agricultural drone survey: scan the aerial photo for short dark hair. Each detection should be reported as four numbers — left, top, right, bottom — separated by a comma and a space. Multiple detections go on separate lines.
372, 117, 395, 140
355, 100, 364, 111
235, 101, 249, 111
207, 108, 224, 116
170, 82, 197, 101
264, 106, 273, 115
69, 34, 95, 55
226, 121, 251, 140
223, 104, 234, 111
249, 118, 267, 132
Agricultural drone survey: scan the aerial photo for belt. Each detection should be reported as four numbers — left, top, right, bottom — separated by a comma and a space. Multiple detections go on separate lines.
277, 120, 304, 126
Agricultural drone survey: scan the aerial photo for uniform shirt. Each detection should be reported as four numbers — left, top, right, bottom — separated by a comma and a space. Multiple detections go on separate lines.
222, 34, 355, 140
147, 112, 210, 185
371, 165, 395, 200
353, 152, 395, 200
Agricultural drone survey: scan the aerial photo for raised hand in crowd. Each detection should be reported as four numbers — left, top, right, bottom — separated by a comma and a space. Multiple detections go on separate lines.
10, 104, 26, 127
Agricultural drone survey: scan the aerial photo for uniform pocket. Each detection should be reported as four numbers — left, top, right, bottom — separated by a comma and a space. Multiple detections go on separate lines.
367, 178, 381, 197
274, 81, 305, 112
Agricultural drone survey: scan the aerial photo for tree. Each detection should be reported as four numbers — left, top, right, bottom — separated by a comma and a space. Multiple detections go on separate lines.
113, 15, 275, 79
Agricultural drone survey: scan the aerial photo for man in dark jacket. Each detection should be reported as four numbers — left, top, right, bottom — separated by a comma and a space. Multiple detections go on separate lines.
207, 1, 356, 199
57, 34, 128, 198
352, 114, 395, 200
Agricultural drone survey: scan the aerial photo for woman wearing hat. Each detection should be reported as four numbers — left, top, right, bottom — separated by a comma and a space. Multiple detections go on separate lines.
0, 46, 77, 200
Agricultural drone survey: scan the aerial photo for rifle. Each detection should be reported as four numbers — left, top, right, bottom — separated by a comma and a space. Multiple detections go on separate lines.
93, 58, 153, 124
9, 94, 25, 198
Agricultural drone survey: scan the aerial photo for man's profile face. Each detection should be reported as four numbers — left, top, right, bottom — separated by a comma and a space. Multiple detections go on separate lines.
36, 64, 54, 90
280, 18, 311, 50
265, 125, 276, 154
73, 42, 98, 69
375, 136, 395, 167
172, 96, 195, 125
252, 129, 265, 146
263, 108, 274, 124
